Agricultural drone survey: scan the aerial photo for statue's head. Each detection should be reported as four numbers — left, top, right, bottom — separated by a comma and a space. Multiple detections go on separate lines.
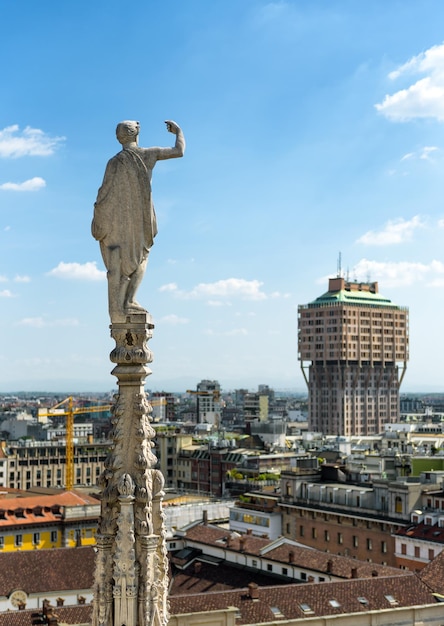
116, 120, 140, 145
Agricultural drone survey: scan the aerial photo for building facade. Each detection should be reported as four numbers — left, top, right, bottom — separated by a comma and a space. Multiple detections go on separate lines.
0, 440, 109, 490
279, 467, 422, 567
298, 277, 409, 436
0, 491, 99, 552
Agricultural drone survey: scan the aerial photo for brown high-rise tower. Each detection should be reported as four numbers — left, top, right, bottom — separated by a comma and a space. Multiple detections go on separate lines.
298, 277, 409, 436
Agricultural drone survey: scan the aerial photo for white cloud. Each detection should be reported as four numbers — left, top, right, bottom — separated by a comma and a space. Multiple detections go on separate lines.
0, 289, 14, 298
352, 258, 444, 287
47, 261, 105, 281
400, 146, 439, 162
255, 1, 290, 24
356, 216, 425, 246
375, 43, 444, 121
0, 177, 46, 191
0, 275, 7, 282
158, 314, 189, 325
159, 278, 267, 301
420, 146, 439, 160
270, 291, 291, 298
159, 282, 178, 293
17, 317, 79, 328
0, 125, 65, 158
14, 275, 30, 283
225, 328, 248, 336
207, 300, 232, 307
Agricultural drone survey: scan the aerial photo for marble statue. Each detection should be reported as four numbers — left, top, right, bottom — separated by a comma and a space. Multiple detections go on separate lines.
92, 120, 185, 321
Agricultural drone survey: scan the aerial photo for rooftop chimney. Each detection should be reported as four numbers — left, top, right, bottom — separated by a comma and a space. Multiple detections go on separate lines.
248, 582, 259, 600
203, 509, 208, 525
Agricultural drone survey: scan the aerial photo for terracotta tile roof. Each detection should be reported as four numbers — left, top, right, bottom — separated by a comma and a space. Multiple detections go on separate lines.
0, 603, 92, 626
169, 574, 436, 623
0, 489, 98, 509
0, 490, 99, 528
179, 523, 402, 579
396, 521, 444, 544
0, 546, 95, 596
418, 549, 444, 595
182, 523, 273, 554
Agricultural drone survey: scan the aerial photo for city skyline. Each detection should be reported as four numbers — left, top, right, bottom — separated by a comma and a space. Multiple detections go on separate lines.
1, 2, 444, 392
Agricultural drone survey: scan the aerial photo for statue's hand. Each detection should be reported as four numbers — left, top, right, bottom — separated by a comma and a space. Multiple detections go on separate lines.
165, 120, 179, 134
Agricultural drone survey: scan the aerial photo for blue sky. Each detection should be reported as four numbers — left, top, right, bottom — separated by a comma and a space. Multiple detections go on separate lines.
1, 0, 444, 393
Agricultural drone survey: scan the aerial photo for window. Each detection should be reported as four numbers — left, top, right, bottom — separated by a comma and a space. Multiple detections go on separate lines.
51, 530, 58, 543
324, 530, 330, 542
299, 525, 304, 537
401, 543, 407, 555
15, 534, 22, 547
312, 528, 317, 539
267, 564, 273, 572
0, 536, 3, 549
33, 532, 40, 545
395, 496, 403, 514
367, 539, 372, 551
429, 549, 434, 560
381, 541, 387, 553
353, 536, 358, 548
282, 567, 288, 576
414, 546, 420, 558
337, 532, 343, 545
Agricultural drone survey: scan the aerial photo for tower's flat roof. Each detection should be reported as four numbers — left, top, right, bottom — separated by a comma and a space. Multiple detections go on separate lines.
311, 289, 395, 307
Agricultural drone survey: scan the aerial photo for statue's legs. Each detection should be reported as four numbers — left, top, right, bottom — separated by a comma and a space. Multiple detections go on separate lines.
102, 245, 128, 321
125, 254, 148, 312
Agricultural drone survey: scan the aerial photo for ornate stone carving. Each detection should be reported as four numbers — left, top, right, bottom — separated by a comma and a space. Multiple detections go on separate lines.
92, 313, 169, 626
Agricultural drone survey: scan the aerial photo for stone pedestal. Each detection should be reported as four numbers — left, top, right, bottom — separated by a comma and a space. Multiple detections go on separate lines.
92, 313, 169, 626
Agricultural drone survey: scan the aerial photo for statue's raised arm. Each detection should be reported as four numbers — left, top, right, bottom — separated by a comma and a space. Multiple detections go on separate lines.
92, 119, 186, 322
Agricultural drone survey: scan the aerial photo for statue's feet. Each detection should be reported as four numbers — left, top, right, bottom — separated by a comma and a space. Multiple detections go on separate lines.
125, 300, 147, 314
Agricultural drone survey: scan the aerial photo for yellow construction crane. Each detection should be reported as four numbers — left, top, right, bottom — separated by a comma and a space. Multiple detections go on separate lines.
38, 397, 111, 491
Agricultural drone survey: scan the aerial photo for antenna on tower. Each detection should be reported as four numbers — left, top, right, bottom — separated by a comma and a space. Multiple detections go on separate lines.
346, 266, 350, 282
337, 252, 342, 278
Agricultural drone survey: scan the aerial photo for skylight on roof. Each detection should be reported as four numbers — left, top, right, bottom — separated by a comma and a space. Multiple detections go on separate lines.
357, 597, 368, 605
270, 607, 284, 618
299, 603, 314, 614
385, 595, 398, 606
329, 600, 341, 608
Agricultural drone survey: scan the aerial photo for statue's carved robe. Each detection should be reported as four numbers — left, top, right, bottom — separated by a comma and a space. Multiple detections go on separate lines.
92, 148, 158, 277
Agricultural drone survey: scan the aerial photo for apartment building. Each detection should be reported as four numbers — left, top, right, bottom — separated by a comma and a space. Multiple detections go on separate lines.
279, 466, 422, 566
0, 440, 109, 490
